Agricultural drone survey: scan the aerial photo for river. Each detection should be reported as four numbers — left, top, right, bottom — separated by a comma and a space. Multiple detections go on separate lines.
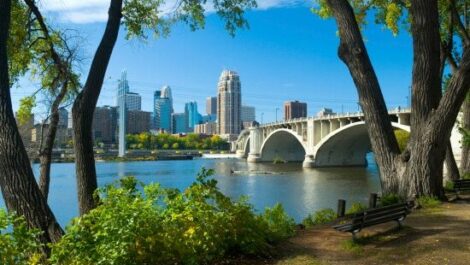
0, 155, 382, 225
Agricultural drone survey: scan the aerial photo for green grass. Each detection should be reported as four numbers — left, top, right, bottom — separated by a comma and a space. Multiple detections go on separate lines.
417, 196, 441, 209
341, 239, 363, 255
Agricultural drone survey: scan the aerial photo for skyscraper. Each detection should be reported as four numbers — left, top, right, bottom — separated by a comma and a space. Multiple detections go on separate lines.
156, 97, 172, 132
185, 101, 202, 132
117, 71, 128, 157
93, 106, 118, 145
217, 70, 241, 136
172, 113, 188, 134
206, 96, 217, 115
152, 90, 161, 129
284, 101, 307, 120
241, 105, 255, 123
161, 85, 173, 113
125, 92, 141, 111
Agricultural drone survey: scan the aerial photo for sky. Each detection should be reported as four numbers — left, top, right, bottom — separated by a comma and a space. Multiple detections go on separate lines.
11, 0, 413, 123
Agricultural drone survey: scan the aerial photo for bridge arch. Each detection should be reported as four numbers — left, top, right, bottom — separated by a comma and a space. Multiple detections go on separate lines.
313, 121, 410, 167
260, 129, 307, 162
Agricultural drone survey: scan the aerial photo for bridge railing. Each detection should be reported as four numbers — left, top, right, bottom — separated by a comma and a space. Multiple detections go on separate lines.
258, 108, 411, 128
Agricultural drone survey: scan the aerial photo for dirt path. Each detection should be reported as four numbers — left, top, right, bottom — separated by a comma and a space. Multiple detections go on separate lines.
238, 200, 470, 265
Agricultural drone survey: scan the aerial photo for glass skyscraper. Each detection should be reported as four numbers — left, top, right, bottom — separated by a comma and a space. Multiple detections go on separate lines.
185, 101, 202, 132
117, 71, 129, 157
153, 85, 173, 132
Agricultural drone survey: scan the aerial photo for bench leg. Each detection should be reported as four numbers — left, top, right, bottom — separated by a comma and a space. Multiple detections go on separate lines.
396, 216, 406, 229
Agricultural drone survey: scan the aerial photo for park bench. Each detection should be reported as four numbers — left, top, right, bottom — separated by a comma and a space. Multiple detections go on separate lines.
453, 179, 470, 196
333, 202, 411, 238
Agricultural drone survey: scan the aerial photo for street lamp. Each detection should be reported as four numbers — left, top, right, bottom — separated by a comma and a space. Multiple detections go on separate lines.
275, 108, 279, 122
261, 112, 264, 124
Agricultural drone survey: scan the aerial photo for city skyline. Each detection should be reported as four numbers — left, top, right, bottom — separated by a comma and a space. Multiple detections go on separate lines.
11, 5, 413, 124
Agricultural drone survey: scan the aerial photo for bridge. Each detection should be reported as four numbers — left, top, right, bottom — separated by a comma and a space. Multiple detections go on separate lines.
234, 109, 412, 168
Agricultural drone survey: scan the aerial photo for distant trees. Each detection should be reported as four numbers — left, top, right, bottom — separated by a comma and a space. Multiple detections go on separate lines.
317, 0, 470, 198
126, 133, 229, 150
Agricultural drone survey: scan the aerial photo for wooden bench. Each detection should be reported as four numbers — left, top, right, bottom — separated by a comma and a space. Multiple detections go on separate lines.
454, 179, 470, 196
333, 202, 411, 238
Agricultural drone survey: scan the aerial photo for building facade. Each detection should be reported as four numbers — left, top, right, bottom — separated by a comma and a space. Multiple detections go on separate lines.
241, 105, 255, 123
172, 113, 188, 134
127, 110, 151, 134
117, 71, 129, 157
125, 92, 141, 111
194, 122, 217, 135
93, 106, 118, 145
284, 101, 307, 120
156, 97, 172, 132
217, 70, 242, 136
206, 96, 217, 115
185, 101, 202, 132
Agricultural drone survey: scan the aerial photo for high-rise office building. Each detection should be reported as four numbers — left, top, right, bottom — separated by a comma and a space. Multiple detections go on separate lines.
125, 92, 141, 111
217, 70, 241, 136
161, 85, 173, 113
93, 106, 118, 145
153, 85, 173, 132
284, 101, 307, 120
127, 110, 151, 134
241, 105, 255, 122
206, 96, 217, 115
156, 97, 172, 132
152, 90, 162, 129
58, 107, 68, 128
172, 113, 188, 134
185, 101, 202, 131
117, 71, 129, 157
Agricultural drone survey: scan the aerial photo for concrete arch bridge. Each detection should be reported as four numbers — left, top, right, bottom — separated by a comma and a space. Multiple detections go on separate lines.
234, 109, 412, 168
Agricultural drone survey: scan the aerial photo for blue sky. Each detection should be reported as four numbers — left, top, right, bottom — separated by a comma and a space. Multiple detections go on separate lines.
11, 1, 413, 123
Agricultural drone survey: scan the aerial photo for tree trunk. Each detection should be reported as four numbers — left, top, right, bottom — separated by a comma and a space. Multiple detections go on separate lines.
445, 141, 460, 181
0, 0, 63, 254
325, 0, 470, 198
72, 0, 123, 215
38, 82, 68, 199
324, 0, 401, 194
461, 97, 470, 174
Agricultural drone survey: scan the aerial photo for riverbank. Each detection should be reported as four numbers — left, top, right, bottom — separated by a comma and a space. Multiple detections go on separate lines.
231, 199, 470, 265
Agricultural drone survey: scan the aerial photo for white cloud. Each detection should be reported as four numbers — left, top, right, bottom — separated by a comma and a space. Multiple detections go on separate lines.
41, 0, 304, 24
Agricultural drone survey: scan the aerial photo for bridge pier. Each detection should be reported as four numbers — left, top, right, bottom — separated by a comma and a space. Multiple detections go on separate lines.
247, 126, 263, 163
302, 154, 315, 168
236, 150, 247, 158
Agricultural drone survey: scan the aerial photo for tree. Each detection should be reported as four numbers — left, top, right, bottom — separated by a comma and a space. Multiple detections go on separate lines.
317, 0, 470, 198
70, 0, 256, 215
0, 0, 63, 254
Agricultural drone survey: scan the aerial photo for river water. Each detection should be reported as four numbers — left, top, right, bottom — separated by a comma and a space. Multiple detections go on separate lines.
0, 155, 382, 225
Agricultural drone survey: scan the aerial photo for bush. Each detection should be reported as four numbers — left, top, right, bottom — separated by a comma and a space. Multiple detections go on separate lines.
0, 209, 43, 265
346, 202, 367, 215
259, 204, 296, 243
302, 208, 336, 227
50, 168, 295, 264
394, 130, 410, 153
463, 172, 470, 180
417, 196, 441, 209
380, 193, 404, 206
444, 181, 454, 192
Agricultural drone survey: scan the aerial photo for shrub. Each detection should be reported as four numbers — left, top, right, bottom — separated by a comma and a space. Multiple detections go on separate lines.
50, 168, 295, 264
0, 209, 43, 265
417, 196, 441, 209
444, 181, 455, 192
463, 172, 470, 180
380, 193, 404, 206
259, 204, 296, 243
302, 208, 336, 227
346, 202, 367, 215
